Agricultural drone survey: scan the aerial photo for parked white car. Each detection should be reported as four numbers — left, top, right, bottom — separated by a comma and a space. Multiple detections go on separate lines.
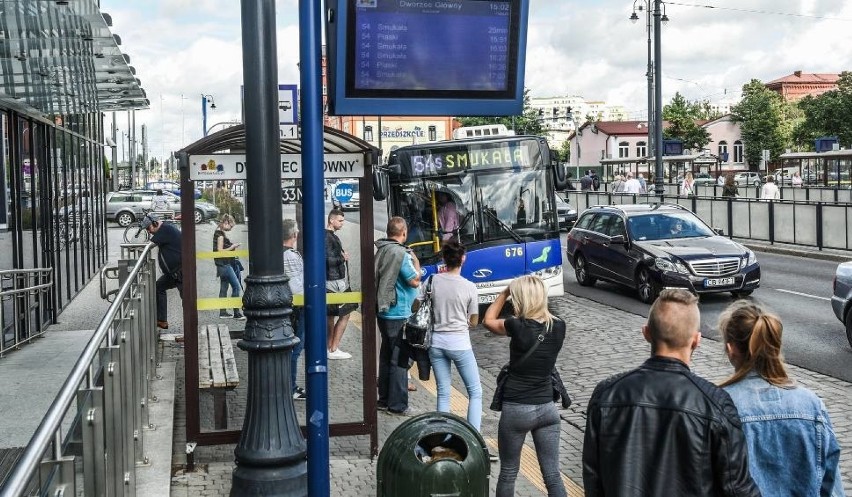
734, 172, 762, 186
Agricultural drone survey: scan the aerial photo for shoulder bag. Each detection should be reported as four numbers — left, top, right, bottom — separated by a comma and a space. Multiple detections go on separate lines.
327, 262, 359, 317
404, 275, 433, 350
490, 328, 545, 412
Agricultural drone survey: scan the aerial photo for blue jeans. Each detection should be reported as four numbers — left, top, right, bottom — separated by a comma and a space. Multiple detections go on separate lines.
377, 318, 408, 412
497, 402, 566, 497
218, 264, 241, 313
428, 347, 482, 430
290, 308, 305, 391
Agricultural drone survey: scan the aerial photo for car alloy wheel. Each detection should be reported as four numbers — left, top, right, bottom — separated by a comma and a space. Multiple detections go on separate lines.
194, 209, 203, 224
116, 212, 135, 227
845, 309, 852, 349
574, 254, 596, 287
636, 267, 659, 304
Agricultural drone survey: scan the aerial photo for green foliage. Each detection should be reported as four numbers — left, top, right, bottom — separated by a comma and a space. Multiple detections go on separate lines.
730, 79, 787, 167
202, 187, 245, 223
661, 92, 711, 151
455, 89, 544, 135
793, 71, 852, 149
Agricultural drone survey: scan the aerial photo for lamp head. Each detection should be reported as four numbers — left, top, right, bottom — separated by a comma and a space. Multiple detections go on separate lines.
662, 13, 670, 23
629, 11, 639, 23
210, 102, 216, 109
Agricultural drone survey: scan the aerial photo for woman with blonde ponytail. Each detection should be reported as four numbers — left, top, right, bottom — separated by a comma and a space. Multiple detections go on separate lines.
719, 300, 844, 497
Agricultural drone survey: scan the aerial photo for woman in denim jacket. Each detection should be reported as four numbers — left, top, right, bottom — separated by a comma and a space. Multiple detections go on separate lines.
719, 301, 845, 497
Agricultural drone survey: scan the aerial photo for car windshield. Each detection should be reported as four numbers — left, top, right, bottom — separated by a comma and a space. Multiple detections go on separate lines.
627, 212, 715, 241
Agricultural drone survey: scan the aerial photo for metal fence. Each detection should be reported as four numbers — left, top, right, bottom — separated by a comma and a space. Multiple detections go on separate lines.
597, 181, 852, 203
0, 269, 54, 357
0, 244, 157, 497
565, 191, 852, 251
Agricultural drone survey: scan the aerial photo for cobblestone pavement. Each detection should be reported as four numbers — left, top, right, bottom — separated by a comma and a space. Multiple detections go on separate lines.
169, 292, 852, 496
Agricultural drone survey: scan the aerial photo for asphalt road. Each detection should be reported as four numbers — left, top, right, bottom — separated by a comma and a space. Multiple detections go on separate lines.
562, 248, 852, 382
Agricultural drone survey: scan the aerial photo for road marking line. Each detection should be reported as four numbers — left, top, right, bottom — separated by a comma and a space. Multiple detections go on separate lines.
413, 365, 584, 496
775, 289, 831, 301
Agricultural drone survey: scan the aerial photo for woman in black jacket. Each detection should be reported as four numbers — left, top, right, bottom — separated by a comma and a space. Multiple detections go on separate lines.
722, 172, 739, 197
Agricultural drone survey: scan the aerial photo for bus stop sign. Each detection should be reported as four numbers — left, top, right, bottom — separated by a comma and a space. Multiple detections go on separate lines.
333, 183, 354, 203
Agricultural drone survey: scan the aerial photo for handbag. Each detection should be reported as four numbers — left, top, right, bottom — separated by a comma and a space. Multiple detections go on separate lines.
490, 330, 544, 412
404, 275, 434, 350
327, 262, 359, 317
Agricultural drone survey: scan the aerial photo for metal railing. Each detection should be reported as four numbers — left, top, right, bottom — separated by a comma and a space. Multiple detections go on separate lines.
565, 191, 852, 252
597, 181, 852, 203
0, 243, 157, 497
0, 268, 54, 357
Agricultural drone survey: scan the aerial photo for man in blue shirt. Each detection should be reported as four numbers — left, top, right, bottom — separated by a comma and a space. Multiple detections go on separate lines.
374, 216, 421, 415
141, 213, 183, 330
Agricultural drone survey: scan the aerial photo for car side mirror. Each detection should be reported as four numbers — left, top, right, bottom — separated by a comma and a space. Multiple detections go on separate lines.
713, 228, 725, 236
609, 234, 626, 245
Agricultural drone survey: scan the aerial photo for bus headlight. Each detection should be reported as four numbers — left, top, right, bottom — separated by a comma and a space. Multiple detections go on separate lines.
533, 266, 562, 279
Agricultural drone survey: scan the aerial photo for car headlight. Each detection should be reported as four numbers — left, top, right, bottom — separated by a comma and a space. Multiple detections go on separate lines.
567, 209, 577, 215
743, 250, 757, 267
655, 258, 689, 274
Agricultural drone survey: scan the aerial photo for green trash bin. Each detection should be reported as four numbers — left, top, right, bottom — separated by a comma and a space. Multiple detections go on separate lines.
377, 411, 489, 497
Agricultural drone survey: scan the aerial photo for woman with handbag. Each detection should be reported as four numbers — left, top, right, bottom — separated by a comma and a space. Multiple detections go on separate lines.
483, 275, 567, 497
417, 241, 482, 429
213, 214, 245, 320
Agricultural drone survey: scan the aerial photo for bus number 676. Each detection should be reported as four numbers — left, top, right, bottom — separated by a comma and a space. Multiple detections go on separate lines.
505, 247, 523, 258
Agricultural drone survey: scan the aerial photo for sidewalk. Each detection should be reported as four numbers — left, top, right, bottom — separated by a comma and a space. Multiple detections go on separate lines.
168, 292, 852, 496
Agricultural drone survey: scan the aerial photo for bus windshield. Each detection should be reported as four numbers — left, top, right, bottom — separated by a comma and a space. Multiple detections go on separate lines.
387, 137, 559, 266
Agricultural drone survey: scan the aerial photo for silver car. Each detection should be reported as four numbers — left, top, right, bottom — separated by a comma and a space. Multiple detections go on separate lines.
831, 261, 852, 348
106, 190, 219, 226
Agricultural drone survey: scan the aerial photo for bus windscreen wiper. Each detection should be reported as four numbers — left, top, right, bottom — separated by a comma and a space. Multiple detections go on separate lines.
481, 207, 523, 244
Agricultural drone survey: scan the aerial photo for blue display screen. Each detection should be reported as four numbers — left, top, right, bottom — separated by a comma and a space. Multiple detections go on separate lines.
349, 0, 515, 95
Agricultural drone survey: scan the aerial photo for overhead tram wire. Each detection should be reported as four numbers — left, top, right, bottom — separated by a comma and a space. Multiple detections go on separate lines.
666, 2, 852, 22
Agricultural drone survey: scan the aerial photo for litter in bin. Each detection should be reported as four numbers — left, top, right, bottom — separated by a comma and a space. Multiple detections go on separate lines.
415, 433, 467, 463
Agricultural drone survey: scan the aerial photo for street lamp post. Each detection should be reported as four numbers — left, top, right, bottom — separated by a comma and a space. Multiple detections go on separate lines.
201, 94, 216, 137
630, 0, 668, 197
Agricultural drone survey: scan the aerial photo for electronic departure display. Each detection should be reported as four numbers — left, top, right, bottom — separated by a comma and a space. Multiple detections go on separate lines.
326, 0, 529, 116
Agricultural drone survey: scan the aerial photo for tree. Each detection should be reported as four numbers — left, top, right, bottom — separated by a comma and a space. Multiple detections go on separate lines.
456, 88, 543, 136
793, 71, 852, 149
661, 92, 711, 151
730, 79, 786, 169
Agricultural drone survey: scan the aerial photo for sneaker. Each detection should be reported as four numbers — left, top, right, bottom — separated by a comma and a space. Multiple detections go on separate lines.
387, 407, 417, 417
233, 313, 247, 321
489, 452, 499, 463
327, 349, 352, 360
292, 387, 306, 400
376, 402, 388, 411
219, 312, 233, 319
157, 320, 169, 330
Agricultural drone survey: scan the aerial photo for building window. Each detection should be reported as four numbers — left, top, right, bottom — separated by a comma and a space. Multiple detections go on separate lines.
636, 141, 647, 158
618, 141, 629, 158
718, 141, 729, 162
733, 140, 744, 163
428, 125, 436, 141
363, 125, 373, 142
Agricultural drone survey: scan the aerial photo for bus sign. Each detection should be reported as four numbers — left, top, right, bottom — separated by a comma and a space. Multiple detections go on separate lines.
333, 183, 355, 203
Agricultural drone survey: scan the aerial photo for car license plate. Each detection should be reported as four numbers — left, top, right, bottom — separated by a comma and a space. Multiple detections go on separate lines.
705, 277, 735, 288
478, 294, 498, 304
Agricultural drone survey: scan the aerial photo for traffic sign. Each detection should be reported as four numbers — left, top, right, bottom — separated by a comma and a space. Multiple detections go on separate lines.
333, 183, 354, 203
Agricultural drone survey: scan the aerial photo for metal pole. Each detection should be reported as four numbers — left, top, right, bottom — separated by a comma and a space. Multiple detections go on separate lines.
127, 112, 134, 189
645, 2, 654, 163
654, 0, 665, 199
299, 0, 330, 495
231, 0, 307, 494
111, 112, 118, 191
202, 96, 208, 137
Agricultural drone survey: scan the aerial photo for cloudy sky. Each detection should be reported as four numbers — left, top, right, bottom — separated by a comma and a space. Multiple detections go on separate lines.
103, 0, 852, 163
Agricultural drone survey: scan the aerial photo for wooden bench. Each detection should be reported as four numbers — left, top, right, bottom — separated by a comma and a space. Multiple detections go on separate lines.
198, 324, 239, 429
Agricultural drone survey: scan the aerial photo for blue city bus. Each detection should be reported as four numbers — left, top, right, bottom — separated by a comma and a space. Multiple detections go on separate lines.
384, 135, 566, 304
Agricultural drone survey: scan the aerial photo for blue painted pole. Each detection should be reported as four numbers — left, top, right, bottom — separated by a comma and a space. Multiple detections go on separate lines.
202, 96, 208, 137
299, 0, 330, 495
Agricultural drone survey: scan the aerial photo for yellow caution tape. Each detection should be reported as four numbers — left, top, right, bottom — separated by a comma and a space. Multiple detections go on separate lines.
196, 291, 361, 311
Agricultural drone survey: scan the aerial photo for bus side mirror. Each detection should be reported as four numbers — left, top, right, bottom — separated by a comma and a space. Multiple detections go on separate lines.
714, 228, 725, 236
553, 162, 569, 191
372, 169, 389, 201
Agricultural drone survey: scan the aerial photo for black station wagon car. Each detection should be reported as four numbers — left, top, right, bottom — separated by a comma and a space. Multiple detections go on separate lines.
565, 204, 761, 303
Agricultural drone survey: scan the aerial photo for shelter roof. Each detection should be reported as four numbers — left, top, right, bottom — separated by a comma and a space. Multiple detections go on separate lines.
0, 0, 147, 116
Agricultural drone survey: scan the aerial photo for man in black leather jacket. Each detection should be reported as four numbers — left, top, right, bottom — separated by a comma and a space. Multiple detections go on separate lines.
582, 289, 760, 496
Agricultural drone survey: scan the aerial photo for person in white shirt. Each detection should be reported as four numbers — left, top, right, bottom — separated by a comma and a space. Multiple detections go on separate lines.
680, 172, 695, 197
761, 175, 780, 200
623, 172, 642, 194
717, 173, 726, 186
150, 189, 171, 212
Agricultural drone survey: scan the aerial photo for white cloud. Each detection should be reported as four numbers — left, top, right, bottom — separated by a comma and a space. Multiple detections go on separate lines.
103, 0, 852, 163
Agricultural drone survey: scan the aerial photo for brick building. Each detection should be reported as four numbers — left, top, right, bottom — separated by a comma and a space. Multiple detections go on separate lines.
765, 71, 840, 102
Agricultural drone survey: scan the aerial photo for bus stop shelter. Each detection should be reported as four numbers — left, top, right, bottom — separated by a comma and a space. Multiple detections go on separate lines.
174, 124, 382, 454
